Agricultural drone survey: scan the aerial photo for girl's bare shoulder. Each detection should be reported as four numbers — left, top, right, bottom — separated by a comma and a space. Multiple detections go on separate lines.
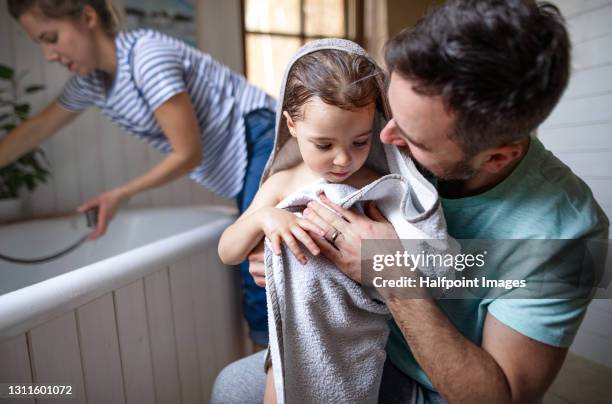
263, 164, 312, 200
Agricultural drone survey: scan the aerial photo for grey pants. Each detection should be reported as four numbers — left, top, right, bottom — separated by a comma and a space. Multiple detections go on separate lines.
210, 351, 445, 404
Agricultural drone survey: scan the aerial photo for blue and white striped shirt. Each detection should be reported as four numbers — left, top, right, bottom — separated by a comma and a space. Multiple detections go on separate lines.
57, 29, 276, 199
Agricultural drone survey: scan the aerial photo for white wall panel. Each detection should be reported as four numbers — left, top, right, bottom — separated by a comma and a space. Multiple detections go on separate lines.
583, 178, 612, 206
190, 252, 221, 400
113, 280, 157, 404
563, 65, 612, 99
122, 132, 153, 208
539, 122, 612, 152
74, 109, 105, 203
543, 93, 612, 128
553, 151, 612, 178
144, 268, 182, 403
169, 258, 204, 403
566, 3, 612, 44
555, 0, 612, 18
547, 0, 612, 368
573, 34, 612, 70
76, 294, 126, 404
0, 334, 34, 404
28, 312, 87, 403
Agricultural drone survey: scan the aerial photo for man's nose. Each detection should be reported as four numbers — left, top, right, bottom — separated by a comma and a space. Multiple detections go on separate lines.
380, 119, 408, 147
380, 120, 397, 144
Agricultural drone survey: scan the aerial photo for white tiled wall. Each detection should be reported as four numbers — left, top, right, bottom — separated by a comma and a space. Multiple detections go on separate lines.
541, 0, 612, 368
0, 7, 231, 220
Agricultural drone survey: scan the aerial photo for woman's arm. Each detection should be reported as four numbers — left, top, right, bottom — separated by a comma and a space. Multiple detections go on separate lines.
0, 102, 79, 168
79, 91, 202, 239
218, 173, 325, 265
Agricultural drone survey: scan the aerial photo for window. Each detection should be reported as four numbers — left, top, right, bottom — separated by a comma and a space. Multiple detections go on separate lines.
242, 0, 363, 97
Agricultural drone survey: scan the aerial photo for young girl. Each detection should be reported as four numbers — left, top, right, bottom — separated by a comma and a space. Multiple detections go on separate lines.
2, 0, 274, 346
217, 46, 385, 404
218, 48, 383, 268
220, 44, 388, 396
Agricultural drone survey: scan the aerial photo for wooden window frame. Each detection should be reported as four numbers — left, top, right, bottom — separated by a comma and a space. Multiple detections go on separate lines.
240, 0, 364, 76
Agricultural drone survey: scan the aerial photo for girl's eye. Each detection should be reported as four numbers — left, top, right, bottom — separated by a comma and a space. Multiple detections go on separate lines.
315, 144, 331, 150
353, 140, 369, 147
43, 34, 58, 44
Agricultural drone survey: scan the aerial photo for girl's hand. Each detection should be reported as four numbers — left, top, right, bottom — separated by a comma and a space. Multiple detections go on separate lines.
78, 189, 125, 240
258, 207, 326, 265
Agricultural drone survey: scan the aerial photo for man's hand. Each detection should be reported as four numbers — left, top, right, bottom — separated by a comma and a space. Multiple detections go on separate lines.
247, 241, 266, 287
302, 192, 398, 283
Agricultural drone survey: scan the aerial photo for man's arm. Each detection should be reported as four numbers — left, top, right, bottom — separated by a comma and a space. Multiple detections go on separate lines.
303, 194, 567, 403
384, 296, 566, 403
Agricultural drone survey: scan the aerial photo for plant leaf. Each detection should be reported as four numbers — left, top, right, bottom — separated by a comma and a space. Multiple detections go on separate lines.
14, 103, 31, 120
0, 65, 14, 80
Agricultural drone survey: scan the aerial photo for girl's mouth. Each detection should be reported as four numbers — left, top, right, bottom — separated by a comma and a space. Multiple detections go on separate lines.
328, 171, 349, 179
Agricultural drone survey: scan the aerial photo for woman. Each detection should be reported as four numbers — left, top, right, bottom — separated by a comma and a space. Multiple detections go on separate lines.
1, 0, 274, 346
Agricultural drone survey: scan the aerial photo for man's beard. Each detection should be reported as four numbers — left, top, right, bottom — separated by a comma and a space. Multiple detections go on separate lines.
412, 157, 478, 182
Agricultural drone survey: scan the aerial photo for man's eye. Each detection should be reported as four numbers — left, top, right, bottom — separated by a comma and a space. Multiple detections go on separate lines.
315, 144, 331, 150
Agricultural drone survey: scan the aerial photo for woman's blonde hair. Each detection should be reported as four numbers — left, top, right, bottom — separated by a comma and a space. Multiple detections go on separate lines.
8, 0, 121, 36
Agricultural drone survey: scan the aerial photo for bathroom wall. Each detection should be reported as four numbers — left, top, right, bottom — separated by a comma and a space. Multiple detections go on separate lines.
0, 2, 232, 222
542, 0, 612, 367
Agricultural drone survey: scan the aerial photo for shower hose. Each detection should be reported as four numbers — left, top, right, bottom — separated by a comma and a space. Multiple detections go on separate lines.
0, 208, 98, 265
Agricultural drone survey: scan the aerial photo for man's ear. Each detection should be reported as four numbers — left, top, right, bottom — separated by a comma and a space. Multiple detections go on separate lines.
81, 5, 98, 29
283, 111, 297, 137
479, 142, 525, 174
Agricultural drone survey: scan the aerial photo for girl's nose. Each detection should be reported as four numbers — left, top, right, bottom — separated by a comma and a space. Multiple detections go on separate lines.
333, 150, 352, 167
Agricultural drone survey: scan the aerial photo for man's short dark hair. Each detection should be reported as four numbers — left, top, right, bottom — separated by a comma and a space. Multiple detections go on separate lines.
384, 0, 570, 156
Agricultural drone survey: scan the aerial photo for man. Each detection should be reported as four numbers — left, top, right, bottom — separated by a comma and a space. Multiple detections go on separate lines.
212, 1, 609, 402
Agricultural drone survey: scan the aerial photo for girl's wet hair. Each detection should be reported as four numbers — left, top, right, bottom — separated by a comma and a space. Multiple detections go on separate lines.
8, 0, 121, 35
283, 49, 382, 121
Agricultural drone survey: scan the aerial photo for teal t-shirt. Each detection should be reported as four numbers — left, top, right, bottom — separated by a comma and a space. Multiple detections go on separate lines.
386, 137, 609, 391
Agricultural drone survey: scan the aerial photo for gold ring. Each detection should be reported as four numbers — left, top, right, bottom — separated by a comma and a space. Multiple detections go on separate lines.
330, 230, 341, 243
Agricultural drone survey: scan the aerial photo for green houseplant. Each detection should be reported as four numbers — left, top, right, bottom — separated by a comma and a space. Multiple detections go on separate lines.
0, 63, 50, 221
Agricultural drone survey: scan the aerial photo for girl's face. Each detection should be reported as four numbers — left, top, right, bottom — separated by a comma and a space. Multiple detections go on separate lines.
19, 8, 99, 76
286, 98, 375, 183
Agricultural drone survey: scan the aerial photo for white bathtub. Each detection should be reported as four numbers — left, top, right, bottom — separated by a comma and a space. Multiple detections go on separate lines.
0, 206, 245, 403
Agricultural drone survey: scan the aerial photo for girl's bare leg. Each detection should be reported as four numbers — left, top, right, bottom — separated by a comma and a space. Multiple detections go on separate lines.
263, 366, 277, 404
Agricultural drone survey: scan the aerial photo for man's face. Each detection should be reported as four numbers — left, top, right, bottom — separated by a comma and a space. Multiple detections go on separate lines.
381, 72, 477, 180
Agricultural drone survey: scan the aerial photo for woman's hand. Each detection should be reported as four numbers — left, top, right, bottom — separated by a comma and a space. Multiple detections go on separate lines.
302, 193, 398, 283
247, 241, 266, 288
78, 189, 125, 240
257, 207, 326, 265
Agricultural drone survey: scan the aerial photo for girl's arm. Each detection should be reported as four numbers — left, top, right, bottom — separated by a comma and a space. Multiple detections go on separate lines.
218, 173, 325, 265
218, 174, 283, 265
0, 101, 80, 168
79, 91, 202, 239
